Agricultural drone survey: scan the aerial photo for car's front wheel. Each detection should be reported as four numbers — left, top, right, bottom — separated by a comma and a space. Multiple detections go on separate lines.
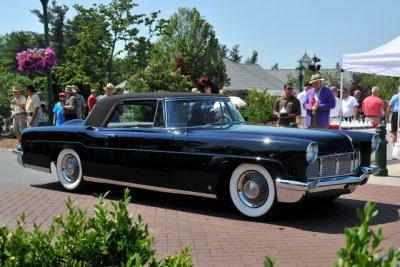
229, 163, 277, 219
56, 148, 84, 191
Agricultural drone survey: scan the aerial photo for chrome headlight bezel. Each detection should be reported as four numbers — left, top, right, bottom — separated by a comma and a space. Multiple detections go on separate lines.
371, 134, 379, 152
306, 142, 319, 163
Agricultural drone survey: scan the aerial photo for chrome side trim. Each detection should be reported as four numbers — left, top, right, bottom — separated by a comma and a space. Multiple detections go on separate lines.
275, 165, 377, 203
84, 176, 217, 199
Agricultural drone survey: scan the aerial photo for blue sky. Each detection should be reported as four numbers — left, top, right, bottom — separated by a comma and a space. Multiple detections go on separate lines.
1, 0, 399, 69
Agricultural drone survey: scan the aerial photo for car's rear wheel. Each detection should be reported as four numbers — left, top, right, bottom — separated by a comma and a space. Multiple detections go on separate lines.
56, 148, 84, 191
229, 163, 276, 219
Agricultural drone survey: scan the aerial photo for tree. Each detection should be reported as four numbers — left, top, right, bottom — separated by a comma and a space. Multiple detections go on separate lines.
245, 50, 258, 64
360, 74, 400, 101
219, 44, 228, 58
123, 11, 168, 72
65, 4, 111, 88
97, 0, 148, 80
271, 63, 279, 70
229, 44, 242, 63
31, 0, 69, 62
131, 7, 228, 90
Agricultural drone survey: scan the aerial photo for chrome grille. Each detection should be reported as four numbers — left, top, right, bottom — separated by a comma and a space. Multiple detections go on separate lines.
307, 152, 357, 179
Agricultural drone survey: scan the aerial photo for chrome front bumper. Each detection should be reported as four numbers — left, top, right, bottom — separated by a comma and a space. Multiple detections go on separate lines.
275, 165, 379, 203
13, 148, 24, 166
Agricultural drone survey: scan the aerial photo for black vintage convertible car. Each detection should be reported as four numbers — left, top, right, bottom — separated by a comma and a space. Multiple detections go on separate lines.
14, 92, 379, 218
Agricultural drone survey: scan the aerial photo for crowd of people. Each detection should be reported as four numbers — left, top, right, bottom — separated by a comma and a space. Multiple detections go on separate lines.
273, 74, 400, 143
9, 82, 116, 143
8, 75, 400, 145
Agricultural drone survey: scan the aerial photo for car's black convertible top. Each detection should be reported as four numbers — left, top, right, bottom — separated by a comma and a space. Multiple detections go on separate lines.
84, 92, 228, 128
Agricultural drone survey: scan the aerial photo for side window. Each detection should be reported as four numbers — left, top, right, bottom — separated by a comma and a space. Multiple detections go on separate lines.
106, 102, 156, 128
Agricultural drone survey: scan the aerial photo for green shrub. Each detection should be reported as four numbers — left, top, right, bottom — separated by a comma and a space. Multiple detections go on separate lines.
264, 202, 400, 267
241, 90, 278, 124
333, 202, 400, 267
0, 189, 192, 267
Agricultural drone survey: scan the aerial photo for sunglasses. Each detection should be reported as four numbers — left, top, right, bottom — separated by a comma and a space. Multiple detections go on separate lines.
286, 88, 294, 90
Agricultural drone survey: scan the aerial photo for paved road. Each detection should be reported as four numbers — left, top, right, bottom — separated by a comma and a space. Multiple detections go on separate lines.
0, 149, 399, 266
0, 150, 57, 187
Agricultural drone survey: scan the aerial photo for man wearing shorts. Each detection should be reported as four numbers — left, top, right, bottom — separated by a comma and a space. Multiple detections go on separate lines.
388, 86, 400, 144
10, 86, 27, 143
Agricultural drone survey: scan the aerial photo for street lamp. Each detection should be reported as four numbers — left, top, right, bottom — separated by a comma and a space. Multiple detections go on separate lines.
296, 60, 305, 91
40, 0, 53, 123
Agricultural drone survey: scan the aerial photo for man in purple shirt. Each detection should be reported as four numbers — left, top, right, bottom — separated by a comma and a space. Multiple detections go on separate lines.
303, 74, 335, 128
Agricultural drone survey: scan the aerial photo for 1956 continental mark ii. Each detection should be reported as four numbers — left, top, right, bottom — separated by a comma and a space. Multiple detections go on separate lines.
14, 92, 379, 219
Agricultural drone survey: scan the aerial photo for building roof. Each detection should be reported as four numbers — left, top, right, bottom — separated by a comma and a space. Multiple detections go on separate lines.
223, 58, 284, 95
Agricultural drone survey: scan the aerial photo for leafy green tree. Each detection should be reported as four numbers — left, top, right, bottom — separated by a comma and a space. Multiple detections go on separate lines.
65, 4, 111, 88
271, 63, 279, 70
123, 11, 168, 72
219, 44, 228, 58
152, 7, 228, 89
31, 0, 69, 62
245, 50, 258, 64
360, 74, 400, 101
229, 44, 242, 63
97, 0, 147, 80
127, 42, 191, 92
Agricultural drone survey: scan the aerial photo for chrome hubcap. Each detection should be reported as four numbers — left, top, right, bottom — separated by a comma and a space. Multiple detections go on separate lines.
61, 154, 80, 183
237, 171, 268, 208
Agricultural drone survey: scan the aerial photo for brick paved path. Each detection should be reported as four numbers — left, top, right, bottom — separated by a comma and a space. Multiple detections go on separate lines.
0, 182, 399, 266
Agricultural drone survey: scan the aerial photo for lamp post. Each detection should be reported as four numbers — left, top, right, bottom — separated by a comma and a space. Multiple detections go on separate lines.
40, 0, 53, 123
296, 60, 305, 91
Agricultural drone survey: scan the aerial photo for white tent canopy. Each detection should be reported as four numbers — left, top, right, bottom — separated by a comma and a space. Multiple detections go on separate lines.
341, 35, 400, 77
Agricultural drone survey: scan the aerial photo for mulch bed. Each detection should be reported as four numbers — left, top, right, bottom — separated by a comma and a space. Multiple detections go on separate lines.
0, 138, 19, 151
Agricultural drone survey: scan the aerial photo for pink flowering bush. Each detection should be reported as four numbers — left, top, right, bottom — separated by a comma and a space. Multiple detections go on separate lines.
16, 47, 56, 73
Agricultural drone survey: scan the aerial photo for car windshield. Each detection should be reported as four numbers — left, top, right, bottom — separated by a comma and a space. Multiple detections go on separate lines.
166, 99, 245, 128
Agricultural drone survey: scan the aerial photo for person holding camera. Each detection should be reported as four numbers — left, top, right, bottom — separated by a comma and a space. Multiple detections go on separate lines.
273, 83, 301, 126
10, 86, 27, 143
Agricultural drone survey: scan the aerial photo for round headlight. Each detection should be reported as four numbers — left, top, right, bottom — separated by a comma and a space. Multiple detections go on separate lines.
306, 142, 318, 163
371, 134, 379, 152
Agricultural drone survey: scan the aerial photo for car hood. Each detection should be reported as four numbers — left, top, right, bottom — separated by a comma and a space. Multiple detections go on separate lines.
200, 124, 355, 154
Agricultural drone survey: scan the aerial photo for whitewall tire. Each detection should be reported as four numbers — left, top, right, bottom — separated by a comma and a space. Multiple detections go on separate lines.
56, 148, 84, 191
229, 163, 276, 218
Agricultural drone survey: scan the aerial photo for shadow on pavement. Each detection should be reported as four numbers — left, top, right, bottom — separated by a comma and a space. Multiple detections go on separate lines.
32, 181, 400, 234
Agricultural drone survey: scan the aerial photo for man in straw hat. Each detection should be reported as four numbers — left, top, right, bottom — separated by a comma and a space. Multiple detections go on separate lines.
303, 74, 335, 128
98, 83, 116, 101
10, 86, 27, 143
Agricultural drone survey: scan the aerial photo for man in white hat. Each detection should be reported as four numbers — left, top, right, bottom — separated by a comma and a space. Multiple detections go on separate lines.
10, 86, 27, 143
98, 83, 116, 101
303, 74, 335, 128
